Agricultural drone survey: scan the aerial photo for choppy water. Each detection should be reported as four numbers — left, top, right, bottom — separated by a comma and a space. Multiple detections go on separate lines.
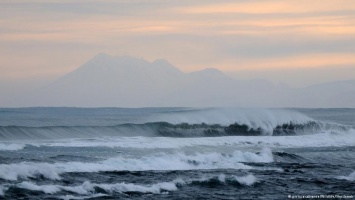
0, 108, 354, 199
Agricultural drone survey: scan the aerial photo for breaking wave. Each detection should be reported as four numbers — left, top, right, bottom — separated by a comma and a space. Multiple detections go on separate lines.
0, 185, 6, 196
337, 171, 355, 181
0, 121, 351, 141
188, 173, 258, 187
0, 143, 25, 151
0, 174, 258, 197
0, 148, 274, 181
34, 130, 355, 149
0, 108, 352, 142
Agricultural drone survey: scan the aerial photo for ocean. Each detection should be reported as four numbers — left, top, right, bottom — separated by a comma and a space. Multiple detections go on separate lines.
0, 107, 354, 199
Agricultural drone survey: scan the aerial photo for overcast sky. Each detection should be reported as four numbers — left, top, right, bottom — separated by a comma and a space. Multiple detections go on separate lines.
1, 0, 355, 87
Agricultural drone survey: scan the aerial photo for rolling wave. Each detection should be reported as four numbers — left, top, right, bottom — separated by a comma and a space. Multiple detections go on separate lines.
0, 108, 353, 141
0, 174, 258, 198
0, 120, 351, 141
0, 149, 274, 181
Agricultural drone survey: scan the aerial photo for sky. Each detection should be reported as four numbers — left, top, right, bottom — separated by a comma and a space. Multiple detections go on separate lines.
1, 0, 355, 87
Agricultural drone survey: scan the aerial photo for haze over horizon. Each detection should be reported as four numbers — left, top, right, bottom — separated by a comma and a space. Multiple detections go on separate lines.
1, 0, 355, 107
0, 53, 354, 108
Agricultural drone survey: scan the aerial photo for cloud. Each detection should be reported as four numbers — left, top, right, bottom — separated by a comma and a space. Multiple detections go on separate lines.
177, 0, 355, 14
232, 53, 355, 70
0, 0, 355, 84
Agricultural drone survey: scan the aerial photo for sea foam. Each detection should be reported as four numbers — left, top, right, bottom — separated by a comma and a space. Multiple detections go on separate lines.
153, 108, 312, 134
35, 128, 355, 149
0, 185, 7, 196
337, 171, 355, 181
14, 180, 179, 195
0, 143, 25, 151
0, 149, 273, 181
1, 174, 258, 197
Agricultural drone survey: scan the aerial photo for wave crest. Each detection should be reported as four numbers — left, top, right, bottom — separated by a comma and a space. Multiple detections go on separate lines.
0, 149, 273, 181
0, 174, 258, 197
0, 121, 350, 141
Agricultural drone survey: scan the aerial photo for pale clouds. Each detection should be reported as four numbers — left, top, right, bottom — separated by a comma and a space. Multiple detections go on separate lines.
0, 0, 355, 85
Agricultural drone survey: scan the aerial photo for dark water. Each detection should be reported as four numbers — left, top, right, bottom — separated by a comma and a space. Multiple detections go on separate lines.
0, 108, 354, 199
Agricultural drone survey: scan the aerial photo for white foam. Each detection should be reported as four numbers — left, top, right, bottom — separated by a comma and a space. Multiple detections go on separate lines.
0, 143, 25, 151
15, 180, 179, 196
35, 128, 355, 150
233, 174, 257, 186
179, 173, 258, 186
17, 181, 96, 195
154, 108, 312, 134
337, 171, 355, 181
0, 162, 61, 181
0, 185, 7, 196
3, 174, 259, 197
98, 181, 178, 194
102, 148, 272, 171
0, 149, 272, 180
59, 194, 108, 200
232, 147, 273, 163
218, 174, 226, 183
18, 181, 61, 194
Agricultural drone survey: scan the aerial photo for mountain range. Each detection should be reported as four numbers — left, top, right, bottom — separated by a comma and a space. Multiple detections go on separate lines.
2, 53, 355, 107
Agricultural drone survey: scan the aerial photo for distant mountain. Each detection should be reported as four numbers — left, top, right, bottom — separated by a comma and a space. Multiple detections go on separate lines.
29, 54, 184, 107
5, 54, 355, 107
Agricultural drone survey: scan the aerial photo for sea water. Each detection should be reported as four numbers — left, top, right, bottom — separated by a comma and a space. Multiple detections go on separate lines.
0, 107, 354, 199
